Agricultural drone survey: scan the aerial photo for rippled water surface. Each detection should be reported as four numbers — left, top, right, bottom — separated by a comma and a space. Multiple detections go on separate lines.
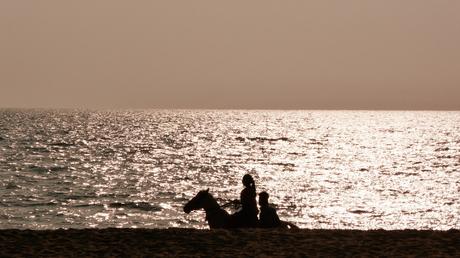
0, 109, 459, 230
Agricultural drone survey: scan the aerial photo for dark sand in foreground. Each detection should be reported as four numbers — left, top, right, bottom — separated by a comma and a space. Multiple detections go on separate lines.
1, 228, 459, 257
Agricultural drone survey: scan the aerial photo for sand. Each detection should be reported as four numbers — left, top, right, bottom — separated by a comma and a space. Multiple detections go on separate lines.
1, 228, 459, 257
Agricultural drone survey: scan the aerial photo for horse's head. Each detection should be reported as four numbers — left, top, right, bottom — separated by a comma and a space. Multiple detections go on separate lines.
183, 189, 211, 214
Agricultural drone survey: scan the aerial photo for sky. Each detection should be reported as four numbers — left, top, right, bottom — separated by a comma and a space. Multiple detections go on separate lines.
1, 1, 459, 110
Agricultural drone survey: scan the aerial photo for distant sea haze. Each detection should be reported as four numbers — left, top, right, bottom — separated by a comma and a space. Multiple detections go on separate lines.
0, 109, 459, 230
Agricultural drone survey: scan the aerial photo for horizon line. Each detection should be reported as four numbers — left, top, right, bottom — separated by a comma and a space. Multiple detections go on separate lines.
1, 107, 459, 112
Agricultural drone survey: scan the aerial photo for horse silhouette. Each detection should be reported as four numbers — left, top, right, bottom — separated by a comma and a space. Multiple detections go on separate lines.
183, 189, 233, 228
183, 189, 299, 229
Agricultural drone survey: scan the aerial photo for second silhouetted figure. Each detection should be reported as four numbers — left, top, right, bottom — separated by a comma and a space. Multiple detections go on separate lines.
258, 191, 281, 228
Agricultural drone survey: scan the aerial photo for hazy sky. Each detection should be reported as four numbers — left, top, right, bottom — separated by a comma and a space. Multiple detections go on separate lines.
1, 1, 459, 109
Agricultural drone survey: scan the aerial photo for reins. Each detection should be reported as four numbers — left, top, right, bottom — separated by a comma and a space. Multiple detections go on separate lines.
220, 200, 240, 209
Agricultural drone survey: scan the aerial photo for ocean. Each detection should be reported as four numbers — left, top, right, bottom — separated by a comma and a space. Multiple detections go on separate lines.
0, 109, 459, 230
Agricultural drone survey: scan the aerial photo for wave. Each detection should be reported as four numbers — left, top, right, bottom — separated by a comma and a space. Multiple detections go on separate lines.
27, 146, 50, 153
236, 136, 290, 142
0, 201, 58, 207
271, 162, 295, 167
347, 209, 374, 214
65, 194, 98, 200
73, 203, 104, 208
435, 147, 449, 152
108, 202, 162, 212
28, 165, 68, 173
70, 202, 161, 211
49, 142, 74, 147
28, 165, 49, 173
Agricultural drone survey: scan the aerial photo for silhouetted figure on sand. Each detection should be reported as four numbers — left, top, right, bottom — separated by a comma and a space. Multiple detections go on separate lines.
230, 174, 259, 228
183, 174, 298, 229
258, 191, 282, 228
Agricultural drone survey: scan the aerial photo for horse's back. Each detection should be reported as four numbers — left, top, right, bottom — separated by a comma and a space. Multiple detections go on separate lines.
208, 208, 232, 229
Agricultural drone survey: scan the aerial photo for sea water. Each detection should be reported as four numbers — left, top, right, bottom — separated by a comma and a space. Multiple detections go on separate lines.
0, 109, 459, 230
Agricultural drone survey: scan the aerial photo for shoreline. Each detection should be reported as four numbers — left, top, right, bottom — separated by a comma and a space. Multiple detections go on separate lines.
1, 228, 459, 257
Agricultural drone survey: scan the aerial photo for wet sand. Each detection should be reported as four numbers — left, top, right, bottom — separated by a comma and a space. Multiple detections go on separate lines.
1, 228, 459, 257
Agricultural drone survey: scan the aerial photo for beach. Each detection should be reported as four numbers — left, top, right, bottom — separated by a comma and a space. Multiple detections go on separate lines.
1, 228, 459, 257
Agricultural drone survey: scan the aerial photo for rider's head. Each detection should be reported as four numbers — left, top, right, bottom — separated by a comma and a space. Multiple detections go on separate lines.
258, 191, 269, 206
242, 174, 254, 188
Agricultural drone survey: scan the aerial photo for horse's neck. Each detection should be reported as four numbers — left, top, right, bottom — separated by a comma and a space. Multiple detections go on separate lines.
203, 195, 220, 213
202, 194, 229, 228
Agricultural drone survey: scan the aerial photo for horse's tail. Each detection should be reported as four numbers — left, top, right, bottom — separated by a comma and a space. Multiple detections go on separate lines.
280, 220, 299, 230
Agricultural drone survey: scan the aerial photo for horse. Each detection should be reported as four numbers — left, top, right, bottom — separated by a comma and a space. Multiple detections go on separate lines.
183, 189, 233, 229
183, 189, 299, 229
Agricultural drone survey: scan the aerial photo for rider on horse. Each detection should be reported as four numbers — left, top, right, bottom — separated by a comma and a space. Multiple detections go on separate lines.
230, 174, 259, 228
